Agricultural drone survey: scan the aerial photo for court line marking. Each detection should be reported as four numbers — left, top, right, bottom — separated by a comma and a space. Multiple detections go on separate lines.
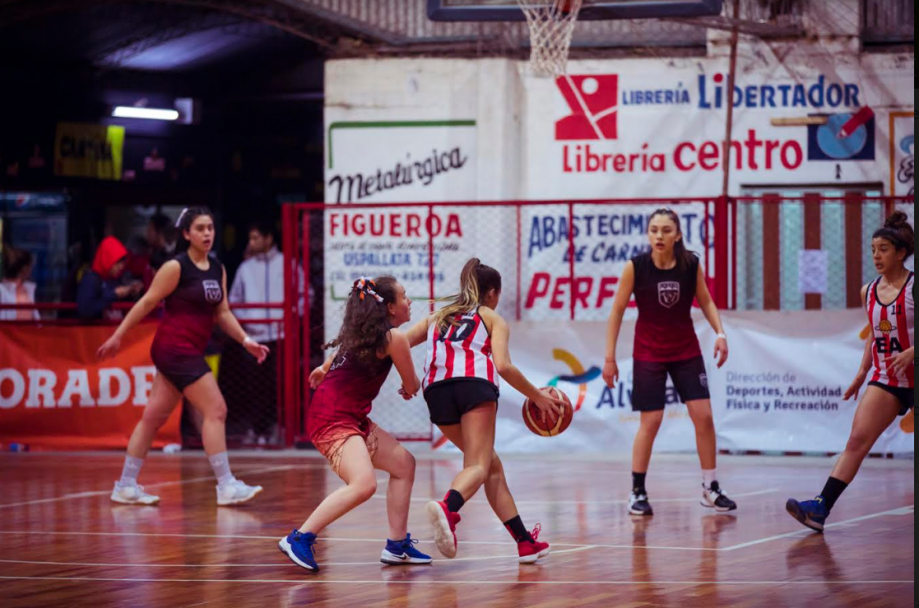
0, 575, 912, 586
0, 465, 301, 510
721, 505, 915, 552
0, 530, 711, 551
0, 469, 778, 510
0, 505, 911, 554
370, 488, 781, 505
0, 546, 597, 569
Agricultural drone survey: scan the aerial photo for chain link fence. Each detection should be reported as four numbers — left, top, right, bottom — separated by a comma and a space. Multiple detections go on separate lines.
3, 196, 910, 445
289, 195, 912, 441
218, 321, 283, 448
733, 194, 909, 311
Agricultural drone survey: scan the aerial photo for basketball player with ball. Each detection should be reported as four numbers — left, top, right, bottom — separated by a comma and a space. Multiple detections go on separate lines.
405, 258, 566, 563
603, 208, 738, 517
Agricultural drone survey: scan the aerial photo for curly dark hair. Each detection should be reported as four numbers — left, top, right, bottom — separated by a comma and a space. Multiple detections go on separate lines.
873, 210, 914, 259
323, 276, 400, 361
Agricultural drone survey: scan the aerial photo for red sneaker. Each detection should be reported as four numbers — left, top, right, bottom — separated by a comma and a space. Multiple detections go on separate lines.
517, 523, 550, 564
426, 500, 461, 558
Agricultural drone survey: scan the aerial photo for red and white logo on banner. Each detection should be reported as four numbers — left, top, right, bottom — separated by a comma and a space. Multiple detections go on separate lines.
555, 75, 619, 141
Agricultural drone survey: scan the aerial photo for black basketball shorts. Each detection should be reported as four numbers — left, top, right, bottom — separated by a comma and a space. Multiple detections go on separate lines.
423, 378, 500, 426
631, 355, 711, 412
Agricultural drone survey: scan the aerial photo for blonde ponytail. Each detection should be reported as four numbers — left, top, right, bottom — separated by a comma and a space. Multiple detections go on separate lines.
433, 258, 502, 333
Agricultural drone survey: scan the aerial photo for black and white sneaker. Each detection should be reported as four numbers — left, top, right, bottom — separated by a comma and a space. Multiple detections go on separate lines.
629, 490, 654, 516
701, 481, 737, 512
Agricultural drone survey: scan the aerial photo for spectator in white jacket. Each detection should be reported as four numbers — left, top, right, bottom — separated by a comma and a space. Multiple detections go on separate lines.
230, 221, 284, 342
0, 247, 40, 321
226, 221, 284, 445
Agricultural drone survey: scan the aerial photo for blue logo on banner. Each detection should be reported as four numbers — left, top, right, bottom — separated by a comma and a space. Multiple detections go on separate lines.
808, 113, 876, 161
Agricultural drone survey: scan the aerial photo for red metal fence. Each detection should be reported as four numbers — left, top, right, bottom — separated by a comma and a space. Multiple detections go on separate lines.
1, 194, 911, 447
282, 195, 912, 444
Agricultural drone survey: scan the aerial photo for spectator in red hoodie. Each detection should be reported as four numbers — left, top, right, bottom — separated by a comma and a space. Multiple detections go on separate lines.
76, 236, 143, 320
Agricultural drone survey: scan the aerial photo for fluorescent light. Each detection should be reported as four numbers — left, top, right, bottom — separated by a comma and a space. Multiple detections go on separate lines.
112, 106, 180, 121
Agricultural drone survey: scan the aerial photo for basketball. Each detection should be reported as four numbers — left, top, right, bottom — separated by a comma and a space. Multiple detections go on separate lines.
522, 387, 573, 437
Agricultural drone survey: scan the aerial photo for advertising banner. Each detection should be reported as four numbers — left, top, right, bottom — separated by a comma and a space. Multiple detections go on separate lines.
521, 202, 716, 320
0, 323, 181, 449
465, 310, 914, 454
322, 118, 484, 437
524, 65, 906, 198
54, 123, 125, 180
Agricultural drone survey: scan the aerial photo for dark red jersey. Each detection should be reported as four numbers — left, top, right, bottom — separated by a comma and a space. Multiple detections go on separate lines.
631, 252, 702, 362
151, 253, 224, 357
308, 350, 393, 426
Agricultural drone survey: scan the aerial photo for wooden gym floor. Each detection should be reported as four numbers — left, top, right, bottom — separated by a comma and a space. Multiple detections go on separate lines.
0, 452, 913, 607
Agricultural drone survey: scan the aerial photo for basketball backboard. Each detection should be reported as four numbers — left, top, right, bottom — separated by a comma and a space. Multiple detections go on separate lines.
428, 0, 724, 21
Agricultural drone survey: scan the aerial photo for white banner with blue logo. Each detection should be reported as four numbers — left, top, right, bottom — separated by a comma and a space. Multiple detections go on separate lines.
523, 61, 911, 198
479, 309, 914, 455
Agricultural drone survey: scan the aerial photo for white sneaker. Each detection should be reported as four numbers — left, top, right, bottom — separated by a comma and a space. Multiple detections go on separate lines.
701, 481, 738, 512
628, 490, 654, 516
217, 479, 263, 506
111, 482, 160, 505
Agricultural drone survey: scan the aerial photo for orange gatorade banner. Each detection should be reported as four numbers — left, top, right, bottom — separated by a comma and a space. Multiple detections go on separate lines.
0, 323, 181, 450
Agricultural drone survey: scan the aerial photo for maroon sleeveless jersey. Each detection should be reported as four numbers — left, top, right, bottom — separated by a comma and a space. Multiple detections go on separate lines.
631, 253, 702, 362
152, 253, 224, 357
308, 350, 394, 425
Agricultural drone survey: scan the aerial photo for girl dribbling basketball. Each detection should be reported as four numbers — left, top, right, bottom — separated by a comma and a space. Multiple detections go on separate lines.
405, 258, 565, 563
603, 208, 737, 517
786, 212, 914, 532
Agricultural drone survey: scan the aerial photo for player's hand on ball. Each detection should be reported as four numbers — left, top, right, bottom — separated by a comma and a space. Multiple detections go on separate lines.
843, 371, 867, 400
96, 334, 122, 360
714, 337, 729, 369
309, 367, 327, 390
244, 337, 269, 364
602, 359, 618, 388
883, 350, 914, 378
533, 389, 564, 426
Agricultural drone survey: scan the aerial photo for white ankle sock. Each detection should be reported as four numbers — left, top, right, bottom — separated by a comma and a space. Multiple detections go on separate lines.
702, 469, 717, 489
119, 455, 144, 486
208, 452, 235, 486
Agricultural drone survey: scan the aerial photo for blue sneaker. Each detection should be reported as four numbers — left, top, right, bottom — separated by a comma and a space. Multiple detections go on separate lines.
381, 533, 433, 565
786, 497, 829, 532
279, 529, 319, 572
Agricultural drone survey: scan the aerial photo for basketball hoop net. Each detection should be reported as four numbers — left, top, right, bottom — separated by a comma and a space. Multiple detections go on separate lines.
516, 0, 584, 78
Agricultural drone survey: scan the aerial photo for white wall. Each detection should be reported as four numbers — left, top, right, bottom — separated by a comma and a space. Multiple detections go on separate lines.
325, 16, 914, 201
321, 22, 914, 449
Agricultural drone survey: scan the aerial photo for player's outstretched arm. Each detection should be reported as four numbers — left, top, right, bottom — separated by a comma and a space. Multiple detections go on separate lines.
405, 315, 432, 348
215, 267, 268, 364
480, 307, 564, 421
695, 263, 729, 369
97, 260, 181, 360
388, 328, 421, 397
846, 284, 875, 400
603, 260, 635, 387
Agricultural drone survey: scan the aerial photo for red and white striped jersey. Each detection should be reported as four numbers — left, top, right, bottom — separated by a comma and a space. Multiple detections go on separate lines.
866, 272, 914, 388
423, 308, 498, 390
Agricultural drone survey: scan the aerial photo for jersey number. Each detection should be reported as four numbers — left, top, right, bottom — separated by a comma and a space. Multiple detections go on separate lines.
439, 319, 476, 344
